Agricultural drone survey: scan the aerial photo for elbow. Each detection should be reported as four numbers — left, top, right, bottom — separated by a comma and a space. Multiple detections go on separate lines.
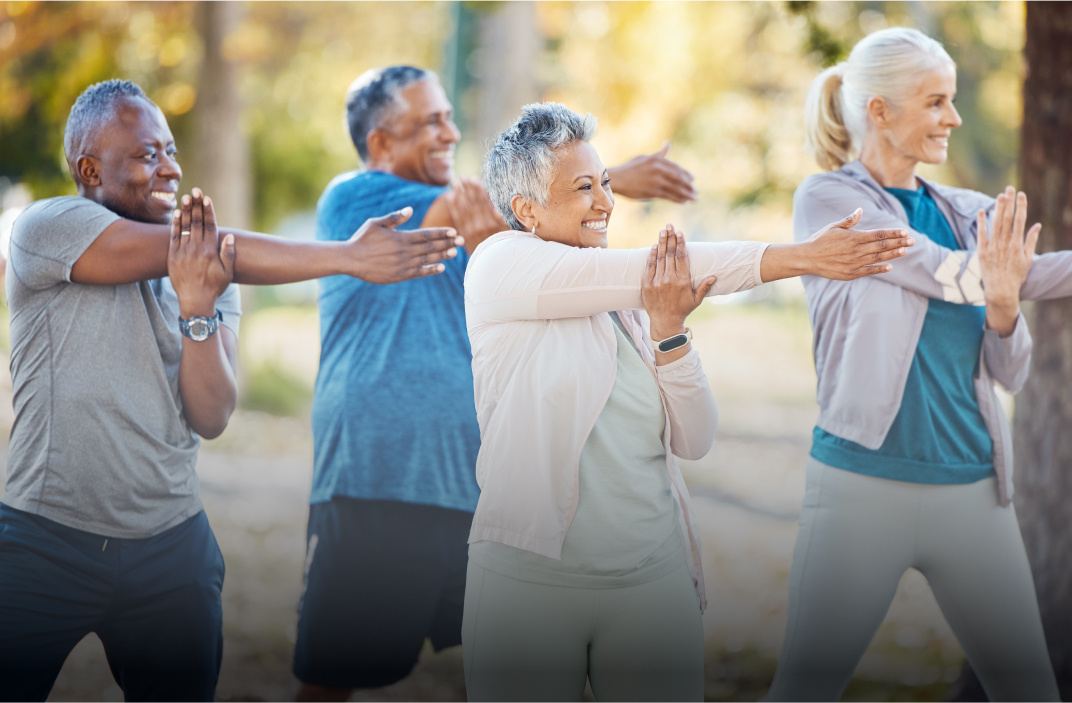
190, 411, 232, 440
187, 395, 237, 440
671, 406, 719, 460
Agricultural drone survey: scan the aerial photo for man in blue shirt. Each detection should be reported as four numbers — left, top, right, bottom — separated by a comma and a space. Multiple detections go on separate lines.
292, 65, 702, 700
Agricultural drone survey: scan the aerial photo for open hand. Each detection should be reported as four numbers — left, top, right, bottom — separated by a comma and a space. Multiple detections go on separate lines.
169, 187, 235, 318
608, 142, 697, 203
642, 224, 716, 346
799, 209, 913, 280
977, 186, 1040, 335
346, 207, 464, 284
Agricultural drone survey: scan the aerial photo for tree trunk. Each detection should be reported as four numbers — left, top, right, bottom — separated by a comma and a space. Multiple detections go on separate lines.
189, 1, 252, 230
949, 4, 1072, 700
1013, 2, 1072, 698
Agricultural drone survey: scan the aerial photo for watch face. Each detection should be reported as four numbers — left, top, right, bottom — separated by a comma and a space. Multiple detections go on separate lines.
188, 318, 210, 341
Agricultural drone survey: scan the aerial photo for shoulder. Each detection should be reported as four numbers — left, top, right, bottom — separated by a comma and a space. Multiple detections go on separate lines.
11, 196, 118, 246
470, 230, 544, 262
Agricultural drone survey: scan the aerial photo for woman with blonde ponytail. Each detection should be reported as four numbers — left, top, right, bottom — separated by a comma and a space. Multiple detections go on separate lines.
768, 26, 1072, 701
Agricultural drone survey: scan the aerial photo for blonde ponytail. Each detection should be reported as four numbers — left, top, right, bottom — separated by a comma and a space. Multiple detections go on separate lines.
804, 27, 954, 171
804, 63, 853, 171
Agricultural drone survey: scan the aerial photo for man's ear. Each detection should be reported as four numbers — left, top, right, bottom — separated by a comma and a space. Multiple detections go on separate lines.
867, 96, 893, 129
511, 194, 536, 232
74, 155, 101, 188
365, 128, 392, 165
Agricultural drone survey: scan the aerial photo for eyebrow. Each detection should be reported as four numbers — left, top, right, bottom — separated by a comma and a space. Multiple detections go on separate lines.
572, 170, 608, 184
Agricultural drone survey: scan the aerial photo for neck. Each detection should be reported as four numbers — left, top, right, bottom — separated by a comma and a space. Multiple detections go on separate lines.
858, 138, 919, 190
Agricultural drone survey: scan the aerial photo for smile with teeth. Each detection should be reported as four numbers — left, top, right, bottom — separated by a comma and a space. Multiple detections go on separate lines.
930, 136, 949, 145
151, 191, 176, 204
582, 219, 607, 231
429, 150, 453, 160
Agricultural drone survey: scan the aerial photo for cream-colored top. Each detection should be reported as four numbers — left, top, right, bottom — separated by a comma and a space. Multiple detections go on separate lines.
469, 313, 685, 587
463, 229, 769, 610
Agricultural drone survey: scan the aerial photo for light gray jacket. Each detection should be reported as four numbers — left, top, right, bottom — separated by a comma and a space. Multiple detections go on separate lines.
794, 160, 1072, 505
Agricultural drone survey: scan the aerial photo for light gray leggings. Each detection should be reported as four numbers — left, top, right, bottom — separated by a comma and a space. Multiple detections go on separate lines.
767, 458, 1059, 702
462, 560, 704, 701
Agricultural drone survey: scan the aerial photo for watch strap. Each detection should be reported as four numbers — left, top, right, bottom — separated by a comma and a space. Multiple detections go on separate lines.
652, 327, 692, 353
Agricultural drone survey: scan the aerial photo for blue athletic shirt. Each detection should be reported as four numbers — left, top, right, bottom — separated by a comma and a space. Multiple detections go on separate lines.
811, 183, 995, 484
309, 170, 480, 512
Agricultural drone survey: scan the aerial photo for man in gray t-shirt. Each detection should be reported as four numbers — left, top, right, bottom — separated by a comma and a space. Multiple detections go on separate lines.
0, 80, 464, 702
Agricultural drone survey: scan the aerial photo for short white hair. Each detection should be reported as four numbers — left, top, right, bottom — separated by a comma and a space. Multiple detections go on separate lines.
483, 102, 598, 231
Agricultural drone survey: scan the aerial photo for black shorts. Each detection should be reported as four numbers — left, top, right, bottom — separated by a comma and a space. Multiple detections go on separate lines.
292, 497, 472, 689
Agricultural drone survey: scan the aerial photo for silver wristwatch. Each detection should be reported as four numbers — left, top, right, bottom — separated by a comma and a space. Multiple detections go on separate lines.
179, 310, 222, 342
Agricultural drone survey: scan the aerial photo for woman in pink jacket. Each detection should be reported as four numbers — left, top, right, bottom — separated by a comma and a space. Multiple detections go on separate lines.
461, 102, 911, 701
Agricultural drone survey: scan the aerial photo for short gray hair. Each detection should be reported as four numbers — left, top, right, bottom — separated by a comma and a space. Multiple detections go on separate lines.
64, 80, 150, 162
484, 102, 598, 231
345, 66, 437, 161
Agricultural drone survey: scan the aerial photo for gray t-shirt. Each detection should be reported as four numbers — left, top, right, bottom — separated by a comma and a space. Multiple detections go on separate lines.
2, 196, 242, 538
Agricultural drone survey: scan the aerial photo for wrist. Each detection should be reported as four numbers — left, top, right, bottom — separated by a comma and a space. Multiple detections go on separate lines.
760, 243, 809, 283
650, 323, 687, 342
179, 300, 218, 320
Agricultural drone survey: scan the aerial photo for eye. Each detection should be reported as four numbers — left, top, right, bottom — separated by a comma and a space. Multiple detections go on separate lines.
602, 177, 611, 188
142, 151, 156, 161
578, 183, 592, 191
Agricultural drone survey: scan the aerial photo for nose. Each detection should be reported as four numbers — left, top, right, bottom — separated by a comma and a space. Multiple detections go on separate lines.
443, 117, 461, 144
595, 180, 614, 212
159, 151, 182, 182
946, 102, 962, 128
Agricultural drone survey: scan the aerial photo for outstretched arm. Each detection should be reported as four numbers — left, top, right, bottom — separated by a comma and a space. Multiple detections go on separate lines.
465, 216, 909, 323
70, 190, 464, 287
607, 142, 697, 203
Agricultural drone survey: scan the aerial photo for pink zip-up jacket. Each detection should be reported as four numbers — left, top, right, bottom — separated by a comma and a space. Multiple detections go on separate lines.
463, 230, 769, 609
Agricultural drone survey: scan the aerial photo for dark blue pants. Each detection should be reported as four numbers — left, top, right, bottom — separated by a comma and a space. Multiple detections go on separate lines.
0, 504, 225, 702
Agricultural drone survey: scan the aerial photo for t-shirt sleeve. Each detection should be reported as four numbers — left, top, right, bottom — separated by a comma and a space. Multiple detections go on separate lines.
216, 283, 242, 335
9, 197, 121, 290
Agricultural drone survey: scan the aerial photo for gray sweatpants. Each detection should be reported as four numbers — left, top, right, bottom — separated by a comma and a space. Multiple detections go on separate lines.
462, 560, 704, 701
767, 458, 1058, 702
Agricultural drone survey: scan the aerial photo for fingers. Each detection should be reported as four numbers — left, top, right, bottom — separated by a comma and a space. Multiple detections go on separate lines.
401, 227, 463, 267
170, 209, 182, 254
836, 208, 863, 229
373, 206, 414, 229
203, 194, 218, 242
852, 263, 895, 278
657, 141, 671, 159
693, 275, 717, 306
655, 228, 669, 281
1025, 223, 1042, 257
180, 193, 192, 239
666, 225, 682, 278
219, 233, 236, 275
190, 188, 204, 244
414, 263, 447, 277
852, 230, 912, 255
1012, 191, 1029, 246
976, 209, 989, 254
996, 186, 1016, 244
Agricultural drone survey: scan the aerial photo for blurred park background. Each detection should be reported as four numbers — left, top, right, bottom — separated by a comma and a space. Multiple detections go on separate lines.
0, 1, 1064, 701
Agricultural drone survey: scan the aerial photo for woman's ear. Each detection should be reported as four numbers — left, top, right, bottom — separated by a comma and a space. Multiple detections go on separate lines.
511, 194, 537, 232
867, 96, 893, 129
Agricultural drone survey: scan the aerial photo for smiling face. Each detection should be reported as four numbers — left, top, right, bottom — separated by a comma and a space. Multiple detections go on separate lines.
376, 79, 460, 186
878, 62, 962, 167
83, 96, 181, 224
527, 141, 614, 249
